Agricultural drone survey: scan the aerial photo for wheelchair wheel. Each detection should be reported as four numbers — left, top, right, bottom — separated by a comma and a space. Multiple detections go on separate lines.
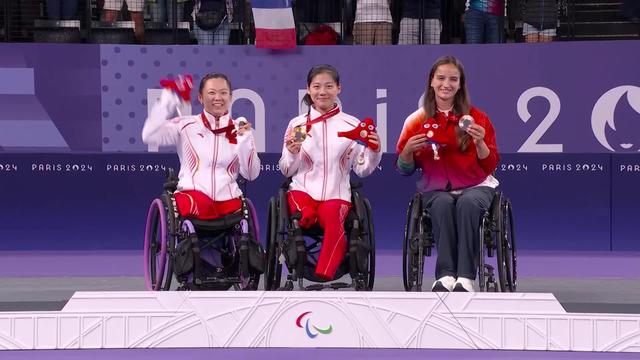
403, 193, 424, 292
143, 198, 169, 291
264, 197, 283, 290
498, 197, 517, 292
233, 199, 261, 291
161, 193, 178, 290
357, 198, 376, 291
479, 192, 516, 293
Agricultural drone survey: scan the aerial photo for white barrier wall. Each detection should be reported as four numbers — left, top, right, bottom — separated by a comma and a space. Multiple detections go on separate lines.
0, 291, 639, 351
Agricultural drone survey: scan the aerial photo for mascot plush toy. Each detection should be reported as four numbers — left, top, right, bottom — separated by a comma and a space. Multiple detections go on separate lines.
418, 117, 449, 160
160, 74, 193, 102
337, 117, 379, 151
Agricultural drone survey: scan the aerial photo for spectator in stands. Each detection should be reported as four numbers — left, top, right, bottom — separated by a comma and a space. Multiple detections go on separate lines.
398, 0, 441, 44
353, 0, 393, 45
293, 0, 343, 44
521, 0, 558, 42
148, 0, 186, 24
46, 0, 78, 20
102, 0, 145, 43
191, 0, 250, 45
463, 0, 506, 43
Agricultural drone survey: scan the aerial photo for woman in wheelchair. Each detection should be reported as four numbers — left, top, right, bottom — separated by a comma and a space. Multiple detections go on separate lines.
142, 72, 262, 290
278, 64, 382, 282
396, 56, 500, 292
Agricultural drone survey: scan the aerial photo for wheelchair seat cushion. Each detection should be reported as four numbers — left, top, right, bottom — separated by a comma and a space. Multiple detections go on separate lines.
187, 210, 244, 232
175, 190, 241, 220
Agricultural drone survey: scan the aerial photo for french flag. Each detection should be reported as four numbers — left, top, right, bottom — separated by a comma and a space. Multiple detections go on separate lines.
252, 0, 296, 49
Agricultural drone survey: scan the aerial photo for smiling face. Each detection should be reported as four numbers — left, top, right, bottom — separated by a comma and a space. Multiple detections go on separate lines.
198, 77, 231, 118
307, 72, 341, 114
430, 63, 461, 110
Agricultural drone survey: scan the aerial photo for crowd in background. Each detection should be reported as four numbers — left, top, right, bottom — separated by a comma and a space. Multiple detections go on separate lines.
1, 0, 638, 44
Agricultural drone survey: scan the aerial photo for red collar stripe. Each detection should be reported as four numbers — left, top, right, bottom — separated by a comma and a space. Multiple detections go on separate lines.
305, 106, 341, 133
200, 112, 237, 144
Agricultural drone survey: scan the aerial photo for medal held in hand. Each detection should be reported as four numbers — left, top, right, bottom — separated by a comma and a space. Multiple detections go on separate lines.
458, 115, 474, 131
293, 125, 307, 142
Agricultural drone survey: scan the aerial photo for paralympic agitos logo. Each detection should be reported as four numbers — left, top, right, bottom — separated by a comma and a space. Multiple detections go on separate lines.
295, 311, 333, 339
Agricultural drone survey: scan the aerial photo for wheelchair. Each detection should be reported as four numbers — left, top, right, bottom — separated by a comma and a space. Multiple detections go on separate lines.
402, 191, 517, 292
143, 169, 264, 291
263, 180, 375, 291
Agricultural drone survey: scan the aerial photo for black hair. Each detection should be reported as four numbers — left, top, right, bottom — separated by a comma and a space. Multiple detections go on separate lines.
302, 64, 340, 112
199, 72, 233, 95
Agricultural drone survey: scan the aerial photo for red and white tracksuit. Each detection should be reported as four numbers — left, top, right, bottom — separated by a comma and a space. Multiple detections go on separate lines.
279, 106, 382, 280
142, 90, 261, 219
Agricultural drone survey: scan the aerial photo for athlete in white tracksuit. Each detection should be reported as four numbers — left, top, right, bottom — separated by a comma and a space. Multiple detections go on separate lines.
279, 107, 382, 202
279, 65, 382, 280
142, 74, 260, 219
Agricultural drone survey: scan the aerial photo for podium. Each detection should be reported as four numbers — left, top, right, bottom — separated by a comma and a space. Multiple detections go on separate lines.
0, 291, 639, 352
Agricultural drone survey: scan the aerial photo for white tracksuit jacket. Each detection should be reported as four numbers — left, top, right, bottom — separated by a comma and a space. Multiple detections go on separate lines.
142, 90, 260, 201
279, 107, 382, 202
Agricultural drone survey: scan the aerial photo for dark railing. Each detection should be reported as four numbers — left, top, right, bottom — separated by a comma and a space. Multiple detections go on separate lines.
0, 0, 636, 45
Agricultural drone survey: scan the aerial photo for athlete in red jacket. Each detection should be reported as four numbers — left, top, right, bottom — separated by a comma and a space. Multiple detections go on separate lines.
396, 56, 500, 292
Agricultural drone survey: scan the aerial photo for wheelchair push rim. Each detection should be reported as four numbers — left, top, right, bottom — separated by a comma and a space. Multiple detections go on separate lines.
402, 194, 424, 292
264, 197, 283, 290
500, 199, 517, 292
233, 198, 261, 291
360, 198, 376, 291
143, 198, 169, 291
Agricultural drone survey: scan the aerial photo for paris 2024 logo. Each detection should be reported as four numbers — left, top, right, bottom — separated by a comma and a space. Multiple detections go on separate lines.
591, 86, 640, 152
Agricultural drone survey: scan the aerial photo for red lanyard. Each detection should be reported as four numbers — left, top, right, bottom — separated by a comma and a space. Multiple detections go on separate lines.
305, 106, 341, 134
200, 112, 237, 144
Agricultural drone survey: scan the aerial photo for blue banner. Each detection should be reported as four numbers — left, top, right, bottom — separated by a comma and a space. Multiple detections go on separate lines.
0, 153, 634, 251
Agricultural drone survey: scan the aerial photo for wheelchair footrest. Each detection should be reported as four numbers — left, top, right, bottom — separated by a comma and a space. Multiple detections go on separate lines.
203, 276, 240, 283
305, 282, 351, 291
278, 280, 294, 291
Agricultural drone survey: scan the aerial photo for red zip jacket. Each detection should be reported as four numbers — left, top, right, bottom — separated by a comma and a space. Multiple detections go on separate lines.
396, 106, 499, 192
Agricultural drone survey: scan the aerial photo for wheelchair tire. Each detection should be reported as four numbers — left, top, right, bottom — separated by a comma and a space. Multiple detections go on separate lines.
358, 198, 376, 291
478, 212, 489, 292
499, 198, 517, 292
481, 194, 503, 292
233, 199, 262, 291
143, 198, 169, 291
402, 193, 423, 292
264, 197, 283, 290
161, 193, 178, 291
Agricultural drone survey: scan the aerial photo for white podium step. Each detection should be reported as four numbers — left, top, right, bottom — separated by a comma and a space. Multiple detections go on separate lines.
0, 291, 639, 352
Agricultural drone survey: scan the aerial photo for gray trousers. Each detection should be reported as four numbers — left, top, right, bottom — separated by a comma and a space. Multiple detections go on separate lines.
422, 186, 495, 280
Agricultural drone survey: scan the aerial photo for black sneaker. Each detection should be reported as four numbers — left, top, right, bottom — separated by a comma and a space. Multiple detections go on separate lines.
432, 281, 450, 292
452, 283, 468, 292
242, 278, 259, 291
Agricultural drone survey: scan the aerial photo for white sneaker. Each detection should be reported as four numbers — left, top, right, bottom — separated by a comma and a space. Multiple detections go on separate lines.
452, 277, 475, 292
431, 276, 456, 292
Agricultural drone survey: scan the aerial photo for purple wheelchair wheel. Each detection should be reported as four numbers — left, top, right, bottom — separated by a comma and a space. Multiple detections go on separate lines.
143, 198, 168, 291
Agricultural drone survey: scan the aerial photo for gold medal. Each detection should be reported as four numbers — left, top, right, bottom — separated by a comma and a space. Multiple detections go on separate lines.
293, 125, 307, 142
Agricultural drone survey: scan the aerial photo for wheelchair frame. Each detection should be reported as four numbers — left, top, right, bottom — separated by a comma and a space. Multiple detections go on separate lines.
143, 169, 262, 291
263, 181, 376, 291
402, 191, 517, 292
